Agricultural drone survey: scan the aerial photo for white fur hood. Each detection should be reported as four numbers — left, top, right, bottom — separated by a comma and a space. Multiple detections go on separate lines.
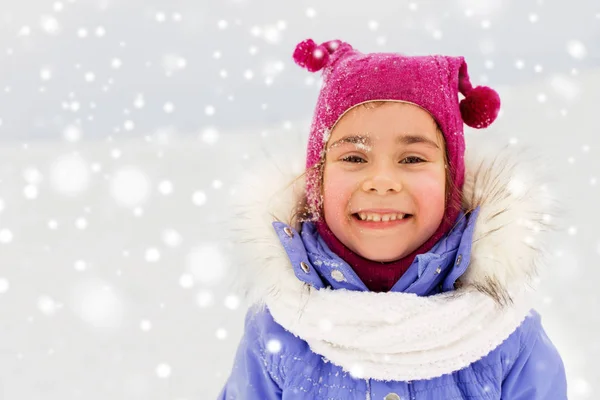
229, 139, 561, 305
226, 138, 563, 381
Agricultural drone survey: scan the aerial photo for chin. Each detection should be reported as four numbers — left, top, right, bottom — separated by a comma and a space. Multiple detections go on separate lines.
371, 255, 405, 263
357, 248, 409, 263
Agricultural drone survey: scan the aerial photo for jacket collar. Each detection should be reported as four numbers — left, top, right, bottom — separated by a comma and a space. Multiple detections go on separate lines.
273, 206, 480, 295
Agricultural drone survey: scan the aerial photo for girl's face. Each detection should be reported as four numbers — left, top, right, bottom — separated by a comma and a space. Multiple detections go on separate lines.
322, 102, 447, 262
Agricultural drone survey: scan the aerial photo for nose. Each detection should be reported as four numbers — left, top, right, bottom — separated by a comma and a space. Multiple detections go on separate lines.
361, 164, 403, 194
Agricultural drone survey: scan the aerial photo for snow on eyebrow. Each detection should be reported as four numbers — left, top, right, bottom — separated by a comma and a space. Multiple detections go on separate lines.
327, 135, 372, 151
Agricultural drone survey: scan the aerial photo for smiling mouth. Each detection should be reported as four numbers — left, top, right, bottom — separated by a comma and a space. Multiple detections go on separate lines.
351, 212, 413, 222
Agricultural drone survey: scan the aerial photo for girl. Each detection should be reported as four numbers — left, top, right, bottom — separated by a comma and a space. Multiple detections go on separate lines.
218, 39, 568, 399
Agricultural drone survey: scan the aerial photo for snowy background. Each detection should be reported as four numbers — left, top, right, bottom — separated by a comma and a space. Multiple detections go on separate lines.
0, 0, 598, 399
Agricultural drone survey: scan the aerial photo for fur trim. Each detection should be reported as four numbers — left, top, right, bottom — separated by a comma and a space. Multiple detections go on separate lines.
226, 138, 562, 380
459, 142, 560, 304
229, 139, 560, 306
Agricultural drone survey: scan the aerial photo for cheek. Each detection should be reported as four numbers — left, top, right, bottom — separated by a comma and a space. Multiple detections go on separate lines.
410, 171, 446, 209
322, 169, 355, 219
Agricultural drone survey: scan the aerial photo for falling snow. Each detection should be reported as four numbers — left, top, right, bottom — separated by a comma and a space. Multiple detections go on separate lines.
110, 167, 151, 207
155, 363, 171, 378
0, 229, 14, 244
192, 190, 207, 206
0, 1, 597, 399
49, 154, 91, 196
196, 290, 215, 308
224, 294, 240, 310
140, 319, 152, 331
179, 273, 194, 288
187, 244, 227, 285
567, 40, 588, 60
0, 277, 10, 293
266, 339, 282, 353
161, 229, 182, 247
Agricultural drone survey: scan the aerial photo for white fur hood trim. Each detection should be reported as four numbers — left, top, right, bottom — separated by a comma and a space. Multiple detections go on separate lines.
228, 139, 561, 381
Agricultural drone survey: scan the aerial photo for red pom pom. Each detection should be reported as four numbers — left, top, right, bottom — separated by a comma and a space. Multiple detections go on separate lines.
459, 86, 501, 128
293, 39, 330, 72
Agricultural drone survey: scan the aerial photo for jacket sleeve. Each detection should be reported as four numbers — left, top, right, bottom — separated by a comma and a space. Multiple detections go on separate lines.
217, 307, 283, 400
501, 312, 568, 400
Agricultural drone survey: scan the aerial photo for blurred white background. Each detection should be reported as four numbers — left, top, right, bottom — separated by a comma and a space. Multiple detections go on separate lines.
0, 0, 598, 399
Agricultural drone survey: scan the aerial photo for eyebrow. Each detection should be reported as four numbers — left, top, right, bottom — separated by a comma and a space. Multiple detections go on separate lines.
327, 134, 440, 150
398, 134, 440, 149
327, 135, 370, 149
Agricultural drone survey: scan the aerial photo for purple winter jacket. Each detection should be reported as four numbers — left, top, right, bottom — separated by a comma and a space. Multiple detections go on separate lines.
218, 146, 568, 399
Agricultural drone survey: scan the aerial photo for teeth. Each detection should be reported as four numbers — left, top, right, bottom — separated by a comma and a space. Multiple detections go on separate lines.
356, 212, 407, 222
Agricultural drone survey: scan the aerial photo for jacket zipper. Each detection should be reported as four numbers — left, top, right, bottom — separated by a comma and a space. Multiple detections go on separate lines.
365, 379, 371, 400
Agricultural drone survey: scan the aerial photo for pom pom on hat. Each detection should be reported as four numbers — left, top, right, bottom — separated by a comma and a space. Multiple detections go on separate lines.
293, 39, 342, 72
459, 86, 501, 129
458, 60, 501, 129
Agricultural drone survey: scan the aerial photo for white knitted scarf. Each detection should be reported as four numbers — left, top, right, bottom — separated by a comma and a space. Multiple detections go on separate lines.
229, 140, 560, 381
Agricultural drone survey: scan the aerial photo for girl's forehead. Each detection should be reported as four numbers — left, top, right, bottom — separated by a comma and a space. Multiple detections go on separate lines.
331, 104, 438, 136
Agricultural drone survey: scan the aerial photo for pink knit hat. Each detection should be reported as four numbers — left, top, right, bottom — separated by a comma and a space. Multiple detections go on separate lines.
293, 38, 501, 220
292, 39, 501, 292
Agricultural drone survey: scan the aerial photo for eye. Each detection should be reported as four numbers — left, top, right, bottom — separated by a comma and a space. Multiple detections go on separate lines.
341, 155, 366, 163
401, 156, 425, 164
